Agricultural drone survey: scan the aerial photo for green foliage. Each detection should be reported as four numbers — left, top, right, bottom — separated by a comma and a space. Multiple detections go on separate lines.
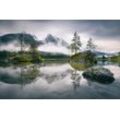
41, 53, 69, 60
110, 55, 120, 64
70, 62, 93, 71
86, 38, 96, 51
0, 51, 44, 64
0, 51, 10, 60
21, 65, 40, 81
31, 54, 44, 63
69, 32, 82, 54
70, 50, 97, 64
0, 65, 40, 85
13, 53, 32, 63
70, 51, 96, 71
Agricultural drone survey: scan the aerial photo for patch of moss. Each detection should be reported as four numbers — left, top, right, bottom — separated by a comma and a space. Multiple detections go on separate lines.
110, 55, 120, 64
70, 62, 93, 71
70, 50, 97, 64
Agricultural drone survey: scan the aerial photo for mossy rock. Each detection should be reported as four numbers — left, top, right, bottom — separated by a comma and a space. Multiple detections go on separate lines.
82, 67, 115, 84
70, 50, 97, 64
70, 62, 93, 71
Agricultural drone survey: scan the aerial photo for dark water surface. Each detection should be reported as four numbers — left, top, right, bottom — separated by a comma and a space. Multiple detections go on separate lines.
0, 62, 120, 99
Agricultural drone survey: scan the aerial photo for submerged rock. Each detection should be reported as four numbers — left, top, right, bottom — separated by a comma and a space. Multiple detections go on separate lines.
82, 67, 115, 84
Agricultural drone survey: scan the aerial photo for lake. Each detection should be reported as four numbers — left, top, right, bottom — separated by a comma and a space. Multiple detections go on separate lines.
0, 62, 120, 99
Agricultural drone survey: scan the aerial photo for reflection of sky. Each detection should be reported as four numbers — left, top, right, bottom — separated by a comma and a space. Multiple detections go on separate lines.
0, 20, 120, 52
0, 64, 120, 98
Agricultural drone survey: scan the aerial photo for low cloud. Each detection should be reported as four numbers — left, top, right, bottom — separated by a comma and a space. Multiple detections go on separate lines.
0, 20, 120, 52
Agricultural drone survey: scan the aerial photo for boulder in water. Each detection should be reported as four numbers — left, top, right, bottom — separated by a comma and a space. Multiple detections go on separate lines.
82, 67, 115, 84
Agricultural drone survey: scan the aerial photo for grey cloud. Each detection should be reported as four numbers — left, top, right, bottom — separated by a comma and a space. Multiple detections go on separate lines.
0, 20, 120, 40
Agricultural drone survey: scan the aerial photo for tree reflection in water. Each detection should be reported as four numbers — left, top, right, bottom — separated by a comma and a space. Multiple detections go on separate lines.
70, 62, 93, 90
0, 64, 40, 86
20, 64, 40, 86
71, 69, 81, 91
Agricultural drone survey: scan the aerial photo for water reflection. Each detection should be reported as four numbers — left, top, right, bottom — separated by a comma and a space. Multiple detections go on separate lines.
70, 62, 93, 71
71, 70, 81, 91
40, 63, 71, 84
0, 64, 40, 85
0, 62, 120, 98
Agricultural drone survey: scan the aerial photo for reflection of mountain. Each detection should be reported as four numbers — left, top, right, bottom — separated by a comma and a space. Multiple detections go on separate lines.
0, 65, 40, 85
40, 72, 68, 84
0, 64, 72, 85
0, 62, 120, 98
40, 64, 71, 84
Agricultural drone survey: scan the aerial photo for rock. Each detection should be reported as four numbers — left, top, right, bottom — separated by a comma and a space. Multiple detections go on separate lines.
82, 67, 115, 84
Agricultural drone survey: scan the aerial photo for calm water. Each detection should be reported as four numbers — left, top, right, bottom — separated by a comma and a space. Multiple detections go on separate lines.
0, 62, 120, 99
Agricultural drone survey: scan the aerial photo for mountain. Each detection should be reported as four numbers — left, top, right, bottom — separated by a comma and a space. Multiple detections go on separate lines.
93, 51, 118, 57
1, 33, 119, 56
0, 33, 38, 45
40, 51, 70, 59
37, 34, 69, 54
0, 33, 69, 47
44, 34, 69, 47
0, 33, 69, 54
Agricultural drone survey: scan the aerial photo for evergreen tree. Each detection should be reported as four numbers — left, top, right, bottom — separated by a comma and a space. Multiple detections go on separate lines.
119, 52, 120, 55
70, 32, 82, 55
86, 38, 96, 51
18, 32, 26, 53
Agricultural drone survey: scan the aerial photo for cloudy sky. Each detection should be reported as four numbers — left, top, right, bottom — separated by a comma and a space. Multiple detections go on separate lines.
0, 20, 120, 53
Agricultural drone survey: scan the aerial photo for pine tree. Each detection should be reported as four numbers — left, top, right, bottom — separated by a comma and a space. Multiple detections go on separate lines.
19, 32, 26, 53
86, 38, 96, 51
70, 32, 82, 55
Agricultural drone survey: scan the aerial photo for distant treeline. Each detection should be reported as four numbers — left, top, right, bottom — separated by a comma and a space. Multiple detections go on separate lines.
0, 51, 69, 63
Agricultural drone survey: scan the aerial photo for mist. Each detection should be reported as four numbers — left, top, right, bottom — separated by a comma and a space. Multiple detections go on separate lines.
0, 20, 120, 53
